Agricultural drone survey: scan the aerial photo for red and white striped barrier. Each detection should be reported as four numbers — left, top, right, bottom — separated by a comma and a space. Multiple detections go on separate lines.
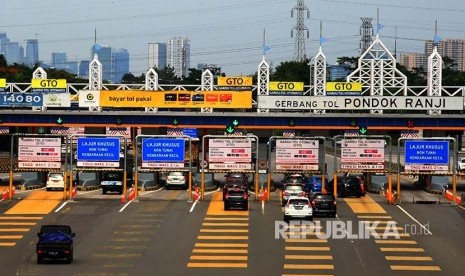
445, 189, 462, 205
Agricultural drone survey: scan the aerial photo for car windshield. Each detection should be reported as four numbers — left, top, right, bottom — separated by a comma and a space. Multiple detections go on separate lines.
169, 172, 184, 177
289, 199, 308, 205
103, 172, 122, 180
285, 185, 303, 191
49, 173, 63, 178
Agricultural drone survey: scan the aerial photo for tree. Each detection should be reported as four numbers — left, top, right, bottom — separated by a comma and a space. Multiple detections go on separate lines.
0, 54, 7, 67
272, 59, 310, 84
121, 72, 145, 84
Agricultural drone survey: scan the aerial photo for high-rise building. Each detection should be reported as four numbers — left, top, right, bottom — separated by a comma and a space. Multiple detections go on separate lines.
0, 33, 10, 59
79, 60, 90, 77
167, 37, 190, 78
51, 52, 67, 69
112, 48, 129, 83
26, 39, 39, 66
425, 39, 465, 71
91, 44, 112, 82
148, 43, 167, 69
399, 53, 427, 71
5, 42, 24, 65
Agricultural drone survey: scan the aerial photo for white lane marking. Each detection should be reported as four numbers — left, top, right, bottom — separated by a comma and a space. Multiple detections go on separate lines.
55, 201, 68, 212
189, 200, 199, 213
119, 200, 133, 212
458, 205, 465, 211
205, 188, 221, 195
139, 186, 164, 196
396, 205, 433, 235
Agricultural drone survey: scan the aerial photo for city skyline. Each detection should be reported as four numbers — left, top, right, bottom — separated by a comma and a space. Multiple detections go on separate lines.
1, 0, 465, 76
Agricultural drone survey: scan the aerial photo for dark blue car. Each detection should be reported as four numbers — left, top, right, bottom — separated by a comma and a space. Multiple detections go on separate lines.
304, 175, 330, 194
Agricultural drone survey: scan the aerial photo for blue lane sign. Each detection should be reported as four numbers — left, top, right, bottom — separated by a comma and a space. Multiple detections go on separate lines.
405, 140, 449, 164
183, 128, 197, 138
142, 138, 185, 162
77, 137, 121, 161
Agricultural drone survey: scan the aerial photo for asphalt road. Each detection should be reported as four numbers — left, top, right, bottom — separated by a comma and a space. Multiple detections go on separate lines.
1, 186, 464, 276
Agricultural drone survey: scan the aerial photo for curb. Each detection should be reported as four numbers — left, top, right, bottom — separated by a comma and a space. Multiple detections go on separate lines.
139, 184, 163, 192
16, 184, 44, 191
205, 185, 220, 192
78, 185, 100, 191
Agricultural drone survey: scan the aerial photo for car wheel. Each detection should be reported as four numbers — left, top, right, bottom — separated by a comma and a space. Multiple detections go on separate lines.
224, 202, 229, 210
356, 193, 361, 198
308, 216, 313, 221
118, 190, 123, 195
283, 215, 288, 222
37, 256, 43, 264
243, 203, 248, 211
46, 188, 51, 191
165, 185, 170, 190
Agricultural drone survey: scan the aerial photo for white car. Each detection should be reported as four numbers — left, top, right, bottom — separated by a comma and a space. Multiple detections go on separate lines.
458, 158, 465, 172
284, 196, 313, 222
46, 172, 65, 191
165, 171, 187, 190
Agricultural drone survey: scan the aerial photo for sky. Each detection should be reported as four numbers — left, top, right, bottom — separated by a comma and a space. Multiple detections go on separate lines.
1, 0, 465, 76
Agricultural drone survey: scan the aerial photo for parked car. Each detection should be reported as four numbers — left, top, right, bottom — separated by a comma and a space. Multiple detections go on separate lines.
281, 183, 305, 206
311, 193, 337, 217
283, 196, 313, 222
101, 171, 124, 195
165, 171, 187, 190
46, 172, 65, 191
224, 186, 248, 210
458, 158, 465, 172
330, 176, 362, 198
304, 175, 330, 194
36, 224, 75, 264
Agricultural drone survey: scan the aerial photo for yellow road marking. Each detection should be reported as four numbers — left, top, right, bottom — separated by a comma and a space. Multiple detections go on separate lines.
0, 216, 43, 220
200, 229, 248, 233
285, 239, 328, 243
360, 220, 397, 224
358, 215, 391, 219
190, 255, 248, 261
284, 264, 334, 270
206, 192, 249, 216
375, 240, 417, 245
188, 263, 247, 268
390, 265, 441, 271
5, 191, 62, 215
193, 249, 247, 254
285, 246, 330, 251
204, 217, 249, 221
195, 243, 248, 248
285, 255, 333, 260
0, 242, 15, 246
386, 256, 433, 261
374, 233, 410, 237
198, 235, 248, 240
0, 228, 30, 232
202, 222, 248, 227
380, 247, 424, 252
344, 195, 386, 213
0, 235, 23, 239
0, 222, 36, 226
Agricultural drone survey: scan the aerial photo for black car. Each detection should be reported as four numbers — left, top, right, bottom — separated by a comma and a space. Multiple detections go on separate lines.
36, 225, 75, 264
223, 179, 247, 200
311, 193, 337, 217
224, 186, 248, 210
330, 176, 362, 198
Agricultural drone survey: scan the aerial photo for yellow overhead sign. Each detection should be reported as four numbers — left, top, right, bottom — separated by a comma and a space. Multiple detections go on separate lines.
326, 82, 362, 91
31, 79, 67, 89
217, 77, 253, 86
99, 90, 252, 108
269, 82, 304, 91
0, 78, 6, 88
